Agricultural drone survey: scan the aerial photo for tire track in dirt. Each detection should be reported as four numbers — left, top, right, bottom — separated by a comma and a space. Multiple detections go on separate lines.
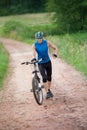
0, 38, 87, 130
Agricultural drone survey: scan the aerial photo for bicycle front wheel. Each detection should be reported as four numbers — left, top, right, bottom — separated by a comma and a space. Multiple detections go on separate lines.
32, 76, 43, 105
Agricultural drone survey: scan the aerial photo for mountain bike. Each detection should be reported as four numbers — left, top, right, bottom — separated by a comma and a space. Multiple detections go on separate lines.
21, 59, 43, 105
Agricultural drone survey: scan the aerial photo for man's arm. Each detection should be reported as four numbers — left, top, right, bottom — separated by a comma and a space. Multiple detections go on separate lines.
32, 44, 37, 59
47, 40, 58, 57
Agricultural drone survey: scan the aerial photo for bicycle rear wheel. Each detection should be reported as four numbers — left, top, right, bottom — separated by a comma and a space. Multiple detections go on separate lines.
32, 76, 43, 105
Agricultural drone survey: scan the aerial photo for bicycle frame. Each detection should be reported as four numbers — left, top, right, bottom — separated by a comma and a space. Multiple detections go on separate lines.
32, 62, 41, 83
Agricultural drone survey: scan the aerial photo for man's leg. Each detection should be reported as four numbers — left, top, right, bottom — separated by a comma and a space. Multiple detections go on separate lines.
38, 64, 48, 92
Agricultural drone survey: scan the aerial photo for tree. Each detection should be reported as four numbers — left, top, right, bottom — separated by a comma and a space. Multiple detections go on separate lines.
47, 0, 87, 33
0, 0, 47, 15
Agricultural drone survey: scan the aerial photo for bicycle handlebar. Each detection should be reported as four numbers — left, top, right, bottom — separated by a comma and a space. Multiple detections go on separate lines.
21, 61, 36, 65
21, 58, 43, 65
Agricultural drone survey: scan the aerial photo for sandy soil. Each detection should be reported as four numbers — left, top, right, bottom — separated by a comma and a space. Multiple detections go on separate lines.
0, 38, 87, 130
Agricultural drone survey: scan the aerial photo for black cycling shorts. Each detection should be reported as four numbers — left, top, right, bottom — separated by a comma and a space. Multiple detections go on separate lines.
38, 61, 52, 83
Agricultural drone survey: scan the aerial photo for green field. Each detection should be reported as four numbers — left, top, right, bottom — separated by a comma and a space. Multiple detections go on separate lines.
0, 43, 9, 89
0, 13, 52, 27
48, 34, 87, 76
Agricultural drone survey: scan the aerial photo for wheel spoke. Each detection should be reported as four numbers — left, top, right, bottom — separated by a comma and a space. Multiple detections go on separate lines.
32, 77, 43, 105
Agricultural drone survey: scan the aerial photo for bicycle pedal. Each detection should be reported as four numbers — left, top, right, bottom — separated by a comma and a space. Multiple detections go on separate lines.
30, 89, 33, 92
41, 85, 44, 88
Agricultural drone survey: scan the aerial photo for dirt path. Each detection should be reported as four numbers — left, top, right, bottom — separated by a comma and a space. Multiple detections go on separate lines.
0, 38, 87, 130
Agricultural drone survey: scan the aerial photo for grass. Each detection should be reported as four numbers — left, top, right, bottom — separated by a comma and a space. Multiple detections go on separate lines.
0, 13, 52, 27
0, 43, 9, 89
48, 32, 87, 76
1, 20, 58, 42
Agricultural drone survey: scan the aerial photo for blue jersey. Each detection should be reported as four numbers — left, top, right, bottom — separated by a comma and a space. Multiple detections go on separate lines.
34, 39, 50, 64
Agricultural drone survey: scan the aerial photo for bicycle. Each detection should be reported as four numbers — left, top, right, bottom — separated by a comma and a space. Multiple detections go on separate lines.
21, 58, 44, 105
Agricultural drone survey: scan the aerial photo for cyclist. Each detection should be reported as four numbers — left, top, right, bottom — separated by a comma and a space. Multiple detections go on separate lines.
32, 31, 58, 99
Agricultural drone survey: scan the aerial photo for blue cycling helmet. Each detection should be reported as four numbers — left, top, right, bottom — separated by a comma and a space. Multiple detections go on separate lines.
35, 32, 44, 39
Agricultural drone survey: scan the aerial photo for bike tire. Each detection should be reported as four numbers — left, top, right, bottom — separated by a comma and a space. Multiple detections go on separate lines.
32, 76, 43, 105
